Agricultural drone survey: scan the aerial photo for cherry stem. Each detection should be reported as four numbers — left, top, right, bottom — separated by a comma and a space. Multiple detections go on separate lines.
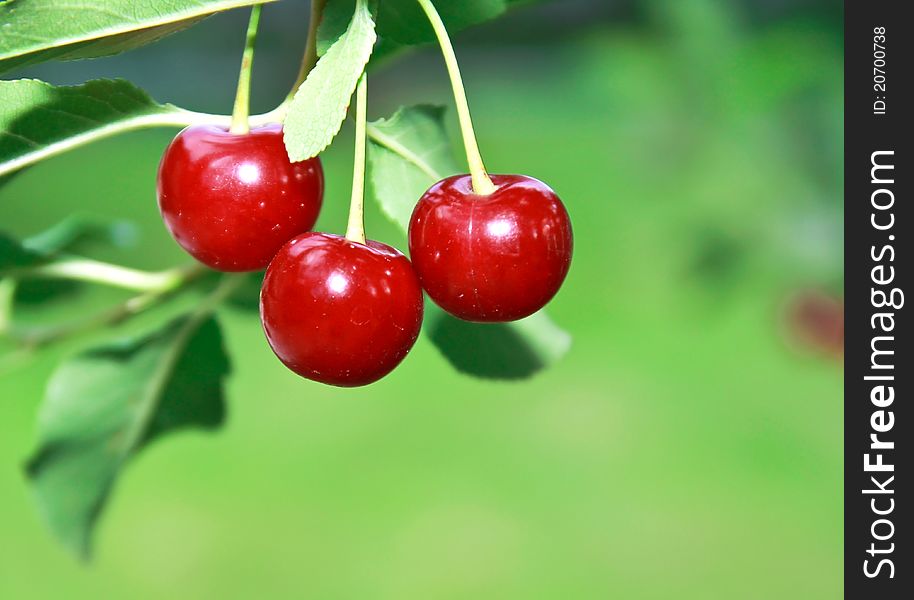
9, 286, 170, 351
346, 73, 369, 244
230, 4, 263, 134
0, 266, 215, 352
416, 0, 496, 195
0, 279, 15, 336
18, 259, 204, 293
287, 0, 327, 103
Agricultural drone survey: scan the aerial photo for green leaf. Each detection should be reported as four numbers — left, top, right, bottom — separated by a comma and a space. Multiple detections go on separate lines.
0, 0, 276, 74
22, 215, 137, 255
366, 104, 452, 226
367, 104, 571, 379
25, 314, 230, 558
2, 216, 138, 304
319, 0, 508, 48
316, 0, 358, 56
224, 270, 265, 312
377, 0, 506, 45
427, 306, 571, 379
283, 0, 376, 162
0, 78, 181, 179
0, 232, 43, 271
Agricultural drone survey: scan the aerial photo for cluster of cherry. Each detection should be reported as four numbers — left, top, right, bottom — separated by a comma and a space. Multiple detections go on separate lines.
155, 6, 573, 388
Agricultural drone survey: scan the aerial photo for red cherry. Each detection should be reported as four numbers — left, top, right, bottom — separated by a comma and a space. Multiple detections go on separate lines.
157, 124, 323, 272
408, 174, 573, 322
260, 232, 424, 387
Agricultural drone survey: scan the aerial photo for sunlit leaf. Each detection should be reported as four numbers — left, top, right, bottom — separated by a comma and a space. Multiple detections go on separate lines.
0, 78, 181, 180
0, 0, 277, 74
366, 104, 452, 226
22, 215, 137, 255
283, 0, 376, 161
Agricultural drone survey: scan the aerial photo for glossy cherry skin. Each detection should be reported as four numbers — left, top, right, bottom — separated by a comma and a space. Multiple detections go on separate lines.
260, 232, 424, 387
157, 124, 323, 272
409, 174, 572, 322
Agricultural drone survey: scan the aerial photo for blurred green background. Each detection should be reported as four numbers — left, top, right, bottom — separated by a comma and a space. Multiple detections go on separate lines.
0, 0, 842, 598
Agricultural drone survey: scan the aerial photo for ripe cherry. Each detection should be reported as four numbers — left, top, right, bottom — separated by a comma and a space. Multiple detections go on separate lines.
157, 124, 323, 272
260, 232, 424, 387
409, 174, 573, 322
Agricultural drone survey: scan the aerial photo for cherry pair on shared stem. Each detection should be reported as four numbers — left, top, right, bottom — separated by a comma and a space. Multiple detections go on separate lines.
157, 123, 422, 388
409, 174, 573, 323
157, 124, 323, 271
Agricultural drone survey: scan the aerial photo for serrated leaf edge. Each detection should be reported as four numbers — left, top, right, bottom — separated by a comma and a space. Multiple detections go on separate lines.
283, 0, 377, 161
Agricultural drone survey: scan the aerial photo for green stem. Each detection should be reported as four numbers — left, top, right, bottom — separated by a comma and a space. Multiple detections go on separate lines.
20, 259, 203, 293
13, 288, 165, 350
0, 106, 289, 179
3, 267, 216, 351
0, 278, 16, 335
230, 4, 264, 134
367, 124, 443, 181
287, 0, 327, 104
415, 0, 496, 195
345, 73, 369, 244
